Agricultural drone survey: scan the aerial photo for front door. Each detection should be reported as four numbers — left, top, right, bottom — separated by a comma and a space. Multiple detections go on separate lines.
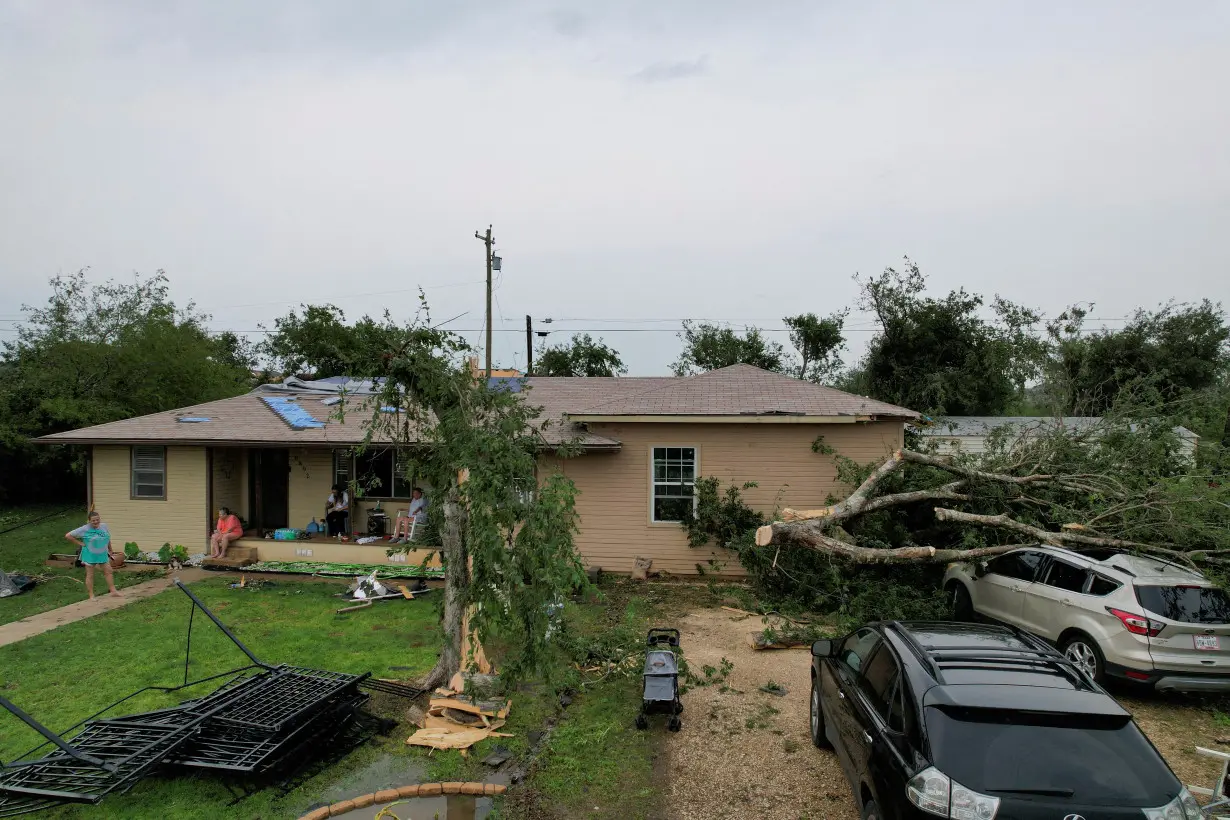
248, 449, 289, 531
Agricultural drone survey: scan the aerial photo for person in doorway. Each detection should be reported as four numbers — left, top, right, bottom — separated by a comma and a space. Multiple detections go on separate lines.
326, 484, 349, 536
211, 506, 244, 558
390, 487, 427, 544
65, 510, 118, 599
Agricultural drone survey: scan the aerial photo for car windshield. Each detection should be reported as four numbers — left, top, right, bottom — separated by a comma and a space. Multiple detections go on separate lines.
925, 706, 1178, 806
1136, 585, 1230, 624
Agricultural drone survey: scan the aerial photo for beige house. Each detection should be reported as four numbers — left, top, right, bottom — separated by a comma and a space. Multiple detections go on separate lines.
40, 365, 916, 575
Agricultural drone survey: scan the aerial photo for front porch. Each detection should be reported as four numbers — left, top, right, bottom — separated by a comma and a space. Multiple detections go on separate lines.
203, 533, 441, 570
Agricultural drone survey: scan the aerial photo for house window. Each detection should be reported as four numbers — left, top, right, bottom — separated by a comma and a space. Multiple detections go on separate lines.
131, 446, 166, 499
652, 446, 696, 523
355, 448, 414, 498
333, 449, 352, 488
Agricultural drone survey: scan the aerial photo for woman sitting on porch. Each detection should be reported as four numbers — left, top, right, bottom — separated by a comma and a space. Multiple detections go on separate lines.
326, 485, 349, 536
210, 507, 244, 558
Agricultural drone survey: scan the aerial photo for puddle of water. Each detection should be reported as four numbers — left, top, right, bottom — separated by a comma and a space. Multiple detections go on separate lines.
330, 794, 489, 819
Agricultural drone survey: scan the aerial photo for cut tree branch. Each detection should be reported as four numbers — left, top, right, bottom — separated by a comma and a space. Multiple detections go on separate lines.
932, 508, 1197, 566
773, 526, 1029, 564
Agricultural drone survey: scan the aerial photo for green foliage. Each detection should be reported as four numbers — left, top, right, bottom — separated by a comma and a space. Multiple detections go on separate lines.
682, 477, 766, 549
124, 542, 141, 559
671, 320, 787, 376
0, 270, 254, 502
853, 258, 1045, 415
361, 295, 588, 684
170, 544, 190, 563
784, 311, 848, 382
158, 543, 172, 563
534, 333, 627, 377
257, 303, 405, 378
1043, 300, 1230, 423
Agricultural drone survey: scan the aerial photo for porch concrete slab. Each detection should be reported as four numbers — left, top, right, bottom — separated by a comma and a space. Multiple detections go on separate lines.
0, 568, 209, 648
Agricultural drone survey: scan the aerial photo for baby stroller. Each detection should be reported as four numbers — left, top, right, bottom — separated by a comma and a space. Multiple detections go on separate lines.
636, 628, 683, 732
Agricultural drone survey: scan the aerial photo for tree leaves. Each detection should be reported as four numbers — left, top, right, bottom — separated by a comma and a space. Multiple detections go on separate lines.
534, 334, 626, 377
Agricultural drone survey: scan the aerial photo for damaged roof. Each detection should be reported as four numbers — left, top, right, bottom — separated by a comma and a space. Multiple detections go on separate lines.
37, 364, 915, 449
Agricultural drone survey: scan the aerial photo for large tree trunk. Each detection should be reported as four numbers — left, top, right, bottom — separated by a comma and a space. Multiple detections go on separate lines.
418, 485, 469, 690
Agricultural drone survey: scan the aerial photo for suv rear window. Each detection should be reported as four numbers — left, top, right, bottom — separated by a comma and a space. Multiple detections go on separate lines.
1136, 585, 1230, 624
925, 706, 1178, 806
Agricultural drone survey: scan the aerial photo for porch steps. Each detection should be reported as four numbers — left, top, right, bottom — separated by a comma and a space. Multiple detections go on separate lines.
202, 545, 258, 569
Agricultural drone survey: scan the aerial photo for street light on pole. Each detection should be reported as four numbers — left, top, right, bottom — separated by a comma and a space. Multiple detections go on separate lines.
525, 317, 553, 376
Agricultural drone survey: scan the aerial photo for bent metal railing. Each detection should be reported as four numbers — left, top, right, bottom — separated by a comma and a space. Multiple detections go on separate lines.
0, 580, 385, 817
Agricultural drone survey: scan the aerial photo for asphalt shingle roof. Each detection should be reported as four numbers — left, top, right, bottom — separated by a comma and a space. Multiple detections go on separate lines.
527, 364, 916, 418
38, 365, 916, 448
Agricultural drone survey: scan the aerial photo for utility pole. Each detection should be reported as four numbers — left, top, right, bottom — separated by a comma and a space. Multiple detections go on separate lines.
475, 225, 494, 378
525, 315, 533, 376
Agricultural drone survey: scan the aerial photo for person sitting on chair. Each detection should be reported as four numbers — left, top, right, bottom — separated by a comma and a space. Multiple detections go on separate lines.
326, 484, 349, 536
390, 487, 427, 544
210, 506, 244, 558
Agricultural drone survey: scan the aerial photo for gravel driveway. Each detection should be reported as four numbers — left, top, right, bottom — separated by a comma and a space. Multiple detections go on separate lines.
663, 608, 859, 820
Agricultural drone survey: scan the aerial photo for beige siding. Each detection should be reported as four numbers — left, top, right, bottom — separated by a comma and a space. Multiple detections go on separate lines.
543, 421, 905, 576
288, 448, 333, 531
210, 447, 247, 520
92, 445, 210, 552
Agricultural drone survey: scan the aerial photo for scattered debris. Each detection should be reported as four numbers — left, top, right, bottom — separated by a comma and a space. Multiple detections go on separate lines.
333, 573, 432, 613
760, 681, 790, 697
747, 632, 811, 650
0, 570, 35, 599
0, 581, 405, 818
405, 694, 514, 752
481, 745, 512, 767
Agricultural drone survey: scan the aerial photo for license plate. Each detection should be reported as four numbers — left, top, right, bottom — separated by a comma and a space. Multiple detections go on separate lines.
1195, 635, 1221, 651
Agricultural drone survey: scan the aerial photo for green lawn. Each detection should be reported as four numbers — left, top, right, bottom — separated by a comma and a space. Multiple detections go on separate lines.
0, 505, 162, 624
3, 503, 751, 820
0, 576, 440, 819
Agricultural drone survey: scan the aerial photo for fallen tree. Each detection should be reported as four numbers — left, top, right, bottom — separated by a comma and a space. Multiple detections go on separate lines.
755, 437, 1230, 569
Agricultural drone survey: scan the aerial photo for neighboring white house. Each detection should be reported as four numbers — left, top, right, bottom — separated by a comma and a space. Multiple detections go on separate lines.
916, 416, 1200, 461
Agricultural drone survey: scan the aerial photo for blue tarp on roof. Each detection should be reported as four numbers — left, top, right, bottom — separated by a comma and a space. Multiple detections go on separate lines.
487, 377, 524, 393
261, 396, 326, 430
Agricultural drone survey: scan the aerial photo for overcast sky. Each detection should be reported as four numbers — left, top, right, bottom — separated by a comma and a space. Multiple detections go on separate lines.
1, 1, 1228, 375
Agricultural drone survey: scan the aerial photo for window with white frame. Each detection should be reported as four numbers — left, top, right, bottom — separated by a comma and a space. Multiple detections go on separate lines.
652, 446, 696, 522
131, 446, 166, 499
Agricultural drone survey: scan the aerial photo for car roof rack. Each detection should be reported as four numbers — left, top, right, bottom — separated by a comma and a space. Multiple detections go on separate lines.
886, 622, 1095, 690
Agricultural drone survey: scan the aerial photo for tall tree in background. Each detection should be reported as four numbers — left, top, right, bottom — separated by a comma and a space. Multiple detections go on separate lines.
0, 269, 253, 502
1046, 301, 1229, 415
784, 311, 848, 383
534, 333, 627, 377
854, 259, 1044, 415
671, 321, 787, 376
362, 301, 585, 687
258, 304, 403, 378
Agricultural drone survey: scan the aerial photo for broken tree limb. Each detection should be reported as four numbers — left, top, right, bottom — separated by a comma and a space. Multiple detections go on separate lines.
756, 524, 1028, 563
932, 508, 1198, 566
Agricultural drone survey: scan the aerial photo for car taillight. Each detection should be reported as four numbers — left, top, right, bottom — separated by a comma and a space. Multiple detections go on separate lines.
1107, 607, 1165, 637
906, 766, 1000, 819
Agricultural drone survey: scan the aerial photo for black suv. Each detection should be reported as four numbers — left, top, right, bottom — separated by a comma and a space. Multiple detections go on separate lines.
810, 620, 1200, 819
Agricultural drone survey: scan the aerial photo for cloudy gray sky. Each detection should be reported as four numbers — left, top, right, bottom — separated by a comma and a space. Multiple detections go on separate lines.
1, 0, 1228, 375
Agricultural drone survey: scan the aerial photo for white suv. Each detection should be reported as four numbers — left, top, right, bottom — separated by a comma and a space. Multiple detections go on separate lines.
943, 545, 1230, 692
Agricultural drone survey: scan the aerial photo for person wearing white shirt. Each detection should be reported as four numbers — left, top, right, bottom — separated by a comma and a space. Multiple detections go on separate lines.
390, 488, 428, 544
326, 484, 349, 536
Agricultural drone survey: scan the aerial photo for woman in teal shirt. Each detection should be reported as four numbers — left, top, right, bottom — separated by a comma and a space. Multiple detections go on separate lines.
65, 510, 118, 599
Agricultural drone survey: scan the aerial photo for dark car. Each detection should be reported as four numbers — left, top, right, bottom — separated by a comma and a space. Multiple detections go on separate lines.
809, 620, 1202, 819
